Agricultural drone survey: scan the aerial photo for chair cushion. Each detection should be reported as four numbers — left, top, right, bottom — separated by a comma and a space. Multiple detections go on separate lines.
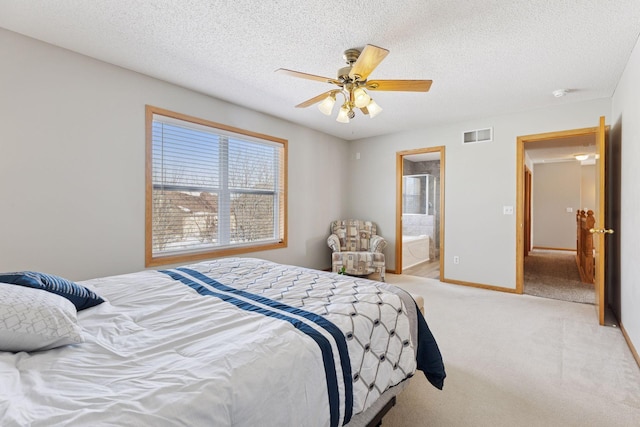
332, 251, 385, 276
331, 220, 378, 252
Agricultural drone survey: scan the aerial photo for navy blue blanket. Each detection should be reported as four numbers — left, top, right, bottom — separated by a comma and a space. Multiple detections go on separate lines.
415, 302, 446, 389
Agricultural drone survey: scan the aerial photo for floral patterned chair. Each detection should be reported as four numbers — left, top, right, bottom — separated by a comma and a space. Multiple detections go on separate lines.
327, 220, 387, 281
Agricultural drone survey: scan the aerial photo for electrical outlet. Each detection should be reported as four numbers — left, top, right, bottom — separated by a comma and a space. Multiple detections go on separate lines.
453, 256, 460, 264
503, 206, 514, 215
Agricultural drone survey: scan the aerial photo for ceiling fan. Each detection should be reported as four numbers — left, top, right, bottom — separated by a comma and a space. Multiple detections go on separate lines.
276, 44, 432, 123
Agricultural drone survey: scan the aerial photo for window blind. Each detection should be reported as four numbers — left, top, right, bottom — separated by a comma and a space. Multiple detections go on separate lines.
148, 109, 286, 261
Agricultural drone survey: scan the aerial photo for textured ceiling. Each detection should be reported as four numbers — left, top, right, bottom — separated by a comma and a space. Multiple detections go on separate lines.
526, 134, 596, 164
1, 1, 639, 141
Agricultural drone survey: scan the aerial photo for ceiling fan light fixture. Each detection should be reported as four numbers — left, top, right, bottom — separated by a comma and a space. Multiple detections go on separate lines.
353, 87, 371, 108
553, 89, 568, 98
278, 44, 431, 123
366, 99, 382, 118
336, 104, 351, 123
318, 94, 337, 115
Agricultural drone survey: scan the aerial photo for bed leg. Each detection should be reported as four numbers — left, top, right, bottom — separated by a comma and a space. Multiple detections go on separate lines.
365, 396, 396, 427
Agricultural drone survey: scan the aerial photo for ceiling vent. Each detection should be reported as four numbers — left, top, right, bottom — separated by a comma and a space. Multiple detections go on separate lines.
463, 127, 493, 144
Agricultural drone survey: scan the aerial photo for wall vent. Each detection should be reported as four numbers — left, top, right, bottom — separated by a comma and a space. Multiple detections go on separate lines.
463, 127, 493, 144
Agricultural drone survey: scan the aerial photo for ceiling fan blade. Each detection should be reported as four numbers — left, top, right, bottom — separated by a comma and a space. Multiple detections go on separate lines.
295, 90, 340, 108
367, 79, 433, 92
349, 45, 389, 81
359, 106, 370, 115
276, 68, 341, 85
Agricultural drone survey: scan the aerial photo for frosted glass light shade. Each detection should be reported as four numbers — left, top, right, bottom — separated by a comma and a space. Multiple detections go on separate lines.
353, 87, 371, 108
336, 106, 350, 123
318, 95, 336, 115
367, 99, 382, 118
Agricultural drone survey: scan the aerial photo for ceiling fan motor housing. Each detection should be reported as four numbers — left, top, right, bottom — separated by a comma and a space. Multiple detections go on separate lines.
339, 48, 363, 81
343, 48, 361, 64
338, 66, 353, 81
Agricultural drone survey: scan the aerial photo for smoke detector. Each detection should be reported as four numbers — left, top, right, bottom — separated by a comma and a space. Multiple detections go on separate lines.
552, 89, 568, 97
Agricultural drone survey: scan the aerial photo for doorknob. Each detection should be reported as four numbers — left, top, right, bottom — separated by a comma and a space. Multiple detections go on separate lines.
589, 228, 615, 234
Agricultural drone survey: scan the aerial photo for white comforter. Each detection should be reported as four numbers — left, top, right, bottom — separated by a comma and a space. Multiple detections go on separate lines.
0, 258, 417, 426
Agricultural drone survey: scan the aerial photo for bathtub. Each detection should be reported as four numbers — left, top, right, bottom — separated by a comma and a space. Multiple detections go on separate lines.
402, 235, 430, 268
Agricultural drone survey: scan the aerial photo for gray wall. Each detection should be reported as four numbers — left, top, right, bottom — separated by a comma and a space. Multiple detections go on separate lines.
532, 162, 581, 249
0, 29, 348, 280
346, 98, 610, 289
403, 159, 440, 176
580, 165, 596, 211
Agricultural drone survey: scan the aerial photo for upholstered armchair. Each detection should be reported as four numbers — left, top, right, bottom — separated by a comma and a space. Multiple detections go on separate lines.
327, 220, 387, 281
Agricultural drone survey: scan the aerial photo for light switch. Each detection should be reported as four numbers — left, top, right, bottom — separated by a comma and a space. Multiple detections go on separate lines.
503, 206, 514, 215
566, 207, 573, 213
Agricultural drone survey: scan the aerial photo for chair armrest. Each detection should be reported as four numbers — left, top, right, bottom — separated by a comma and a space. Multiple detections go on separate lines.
370, 235, 387, 253
327, 234, 341, 252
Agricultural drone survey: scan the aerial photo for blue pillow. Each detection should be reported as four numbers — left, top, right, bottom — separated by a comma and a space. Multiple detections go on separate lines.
0, 271, 104, 311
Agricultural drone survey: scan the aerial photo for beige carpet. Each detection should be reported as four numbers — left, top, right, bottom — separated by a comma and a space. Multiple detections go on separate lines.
383, 274, 640, 427
524, 249, 595, 305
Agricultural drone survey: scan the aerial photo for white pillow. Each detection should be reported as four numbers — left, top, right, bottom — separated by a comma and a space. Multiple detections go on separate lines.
0, 282, 84, 352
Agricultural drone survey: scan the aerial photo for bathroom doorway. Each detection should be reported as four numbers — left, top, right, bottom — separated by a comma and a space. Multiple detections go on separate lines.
395, 146, 445, 280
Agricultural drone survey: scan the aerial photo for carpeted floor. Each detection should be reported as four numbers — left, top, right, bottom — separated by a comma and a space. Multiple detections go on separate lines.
524, 249, 595, 305
384, 273, 640, 426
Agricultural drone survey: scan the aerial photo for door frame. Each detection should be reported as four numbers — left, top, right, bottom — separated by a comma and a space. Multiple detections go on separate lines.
395, 146, 445, 276
524, 165, 532, 258
594, 116, 608, 325
516, 122, 608, 324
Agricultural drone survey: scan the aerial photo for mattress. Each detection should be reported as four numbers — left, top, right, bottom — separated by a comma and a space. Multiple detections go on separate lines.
0, 257, 445, 426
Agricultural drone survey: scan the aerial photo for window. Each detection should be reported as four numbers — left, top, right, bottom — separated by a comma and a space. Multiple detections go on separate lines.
145, 106, 287, 266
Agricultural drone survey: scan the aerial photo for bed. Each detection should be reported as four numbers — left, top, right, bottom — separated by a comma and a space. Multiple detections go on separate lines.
0, 257, 445, 426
